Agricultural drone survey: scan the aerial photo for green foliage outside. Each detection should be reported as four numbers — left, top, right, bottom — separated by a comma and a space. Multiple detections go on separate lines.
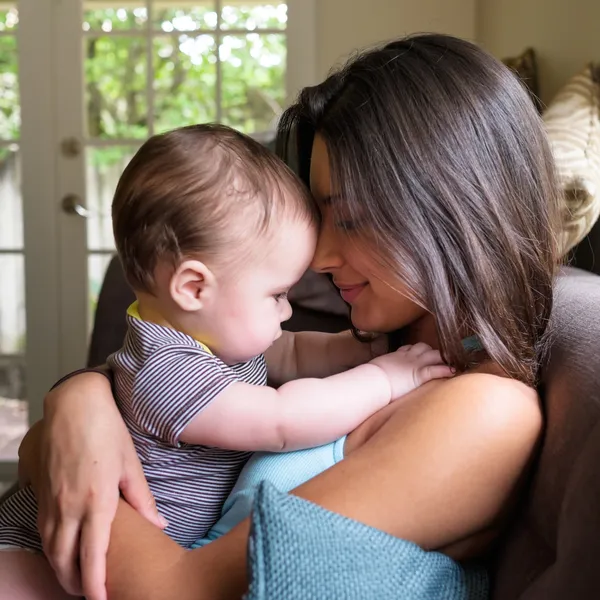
0, 10, 18, 162
0, 4, 287, 168
85, 4, 286, 168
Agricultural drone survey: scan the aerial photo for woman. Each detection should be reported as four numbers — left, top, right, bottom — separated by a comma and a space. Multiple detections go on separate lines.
9, 33, 560, 600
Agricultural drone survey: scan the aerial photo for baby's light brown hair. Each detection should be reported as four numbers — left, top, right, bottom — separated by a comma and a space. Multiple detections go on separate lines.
112, 124, 316, 292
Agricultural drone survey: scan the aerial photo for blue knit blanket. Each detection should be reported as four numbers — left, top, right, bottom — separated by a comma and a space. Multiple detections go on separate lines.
245, 482, 489, 600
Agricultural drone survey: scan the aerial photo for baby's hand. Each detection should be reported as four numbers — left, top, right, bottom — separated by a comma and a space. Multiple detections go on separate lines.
370, 342, 454, 399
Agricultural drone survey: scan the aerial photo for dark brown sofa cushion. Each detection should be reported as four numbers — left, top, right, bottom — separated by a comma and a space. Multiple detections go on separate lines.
572, 217, 600, 275
491, 267, 600, 599
87, 257, 134, 367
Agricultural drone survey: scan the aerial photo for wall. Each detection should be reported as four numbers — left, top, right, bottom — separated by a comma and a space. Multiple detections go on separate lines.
477, 0, 600, 104
315, 0, 476, 78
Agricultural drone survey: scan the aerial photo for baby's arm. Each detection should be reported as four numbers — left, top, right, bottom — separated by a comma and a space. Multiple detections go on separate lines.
180, 363, 388, 451
180, 343, 452, 452
265, 330, 386, 385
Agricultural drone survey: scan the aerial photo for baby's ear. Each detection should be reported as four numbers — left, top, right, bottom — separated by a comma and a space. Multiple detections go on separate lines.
170, 259, 216, 312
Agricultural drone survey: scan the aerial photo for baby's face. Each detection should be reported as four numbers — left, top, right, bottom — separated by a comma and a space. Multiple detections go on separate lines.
203, 215, 317, 364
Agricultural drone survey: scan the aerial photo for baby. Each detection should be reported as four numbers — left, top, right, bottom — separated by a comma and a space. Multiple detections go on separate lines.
0, 125, 452, 561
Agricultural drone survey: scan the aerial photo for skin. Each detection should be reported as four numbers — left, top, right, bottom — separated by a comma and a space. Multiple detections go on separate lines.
11, 135, 543, 600
309, 135, 431, 337
137, 214, 317, 365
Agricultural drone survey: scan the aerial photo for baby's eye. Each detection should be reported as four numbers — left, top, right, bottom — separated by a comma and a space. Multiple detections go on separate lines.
274, 292, 288, 302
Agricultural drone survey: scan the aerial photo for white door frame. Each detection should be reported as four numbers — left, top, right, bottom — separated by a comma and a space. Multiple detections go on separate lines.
54, 0, 89, 378
19, 0, 61, 421
0, 0, 61, 480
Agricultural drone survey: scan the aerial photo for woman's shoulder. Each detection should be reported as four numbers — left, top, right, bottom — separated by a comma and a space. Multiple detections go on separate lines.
458, 363, 540, 411
434, 369, 542, 444
346, 368, 541, 457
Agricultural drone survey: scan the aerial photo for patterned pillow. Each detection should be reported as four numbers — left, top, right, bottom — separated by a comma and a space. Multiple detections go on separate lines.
502, 48, 543, 113
543, 64, 600, 255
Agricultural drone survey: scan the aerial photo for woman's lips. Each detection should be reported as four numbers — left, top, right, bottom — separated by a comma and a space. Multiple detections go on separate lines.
336, 283, 367, 304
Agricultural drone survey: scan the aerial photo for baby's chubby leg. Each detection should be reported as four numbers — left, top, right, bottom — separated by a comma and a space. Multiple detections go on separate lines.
0, 550, 74, 599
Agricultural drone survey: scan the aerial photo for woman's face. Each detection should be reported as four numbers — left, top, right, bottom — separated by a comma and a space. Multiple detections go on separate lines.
309, 134, 427, 334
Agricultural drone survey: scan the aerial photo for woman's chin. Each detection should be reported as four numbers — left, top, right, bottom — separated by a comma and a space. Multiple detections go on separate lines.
350, 309, 378, 333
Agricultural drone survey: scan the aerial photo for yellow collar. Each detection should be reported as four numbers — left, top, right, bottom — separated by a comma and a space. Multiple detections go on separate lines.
127, 302, 212, 355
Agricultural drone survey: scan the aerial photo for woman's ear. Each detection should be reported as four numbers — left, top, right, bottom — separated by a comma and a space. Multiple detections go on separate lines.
169, 259, 216, 312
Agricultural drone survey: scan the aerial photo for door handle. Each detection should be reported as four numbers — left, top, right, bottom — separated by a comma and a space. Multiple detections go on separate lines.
61, 194, 91, 218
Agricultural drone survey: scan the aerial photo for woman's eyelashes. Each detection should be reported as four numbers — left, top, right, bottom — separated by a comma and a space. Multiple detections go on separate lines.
331, 207, 363, 233
273, 291, 288, 302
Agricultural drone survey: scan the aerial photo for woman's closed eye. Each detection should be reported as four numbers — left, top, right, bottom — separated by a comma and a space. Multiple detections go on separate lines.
331, 207, 363, 233
274, 291, 288, 302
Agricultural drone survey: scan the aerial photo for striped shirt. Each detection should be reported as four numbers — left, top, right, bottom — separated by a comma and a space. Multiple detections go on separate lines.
0, 312, 267, 551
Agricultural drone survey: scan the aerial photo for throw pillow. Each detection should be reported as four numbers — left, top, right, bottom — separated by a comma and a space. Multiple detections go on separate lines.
543, 64, 600, 256
245, 481, 489, 600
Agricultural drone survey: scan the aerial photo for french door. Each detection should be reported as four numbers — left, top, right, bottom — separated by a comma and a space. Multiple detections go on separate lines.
0, 0, 315, 480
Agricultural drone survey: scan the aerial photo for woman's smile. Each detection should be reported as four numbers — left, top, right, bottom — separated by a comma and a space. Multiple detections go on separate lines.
334, 281, 368, 303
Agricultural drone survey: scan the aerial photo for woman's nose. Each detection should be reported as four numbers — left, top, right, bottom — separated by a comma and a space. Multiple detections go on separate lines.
310, 220, 343, 273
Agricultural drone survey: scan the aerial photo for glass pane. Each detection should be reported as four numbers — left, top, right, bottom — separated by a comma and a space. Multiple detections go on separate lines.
0, 7, 18, 32
0, 254, 25, 355
153, 35, 217, 133
154, 5, 217, 32
86, 146, 137, 250
0, 36, 20, 140
0, 4, 23, 465
88, 253, 115, 333
221, 3, 286, 30
0, 147, 22, 249
0, 358, 27, 461
221, 34, 286, 134
83, 4, 147, 31
85, 36, 148, 139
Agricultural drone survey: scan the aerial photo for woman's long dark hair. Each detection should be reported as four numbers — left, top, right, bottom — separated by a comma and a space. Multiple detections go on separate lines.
277, 34, 562, 386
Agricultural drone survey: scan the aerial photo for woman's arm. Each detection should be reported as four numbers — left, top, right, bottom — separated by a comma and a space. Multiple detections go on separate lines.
104, 372, 542, 600
179, 363, 392, 451
107, 501, 249, 600
265, 330, 387, 384
21, 372, 165, 600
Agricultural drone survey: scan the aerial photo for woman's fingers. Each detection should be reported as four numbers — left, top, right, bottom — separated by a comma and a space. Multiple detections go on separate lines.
80, 512, 113, 600
44, 517, 83, 596
37, 462, 83, 596
120, 442, 166, 529
38, 375, 127, 596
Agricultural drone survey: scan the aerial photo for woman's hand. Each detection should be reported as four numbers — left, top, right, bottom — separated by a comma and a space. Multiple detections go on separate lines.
32, 372, 166, 600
